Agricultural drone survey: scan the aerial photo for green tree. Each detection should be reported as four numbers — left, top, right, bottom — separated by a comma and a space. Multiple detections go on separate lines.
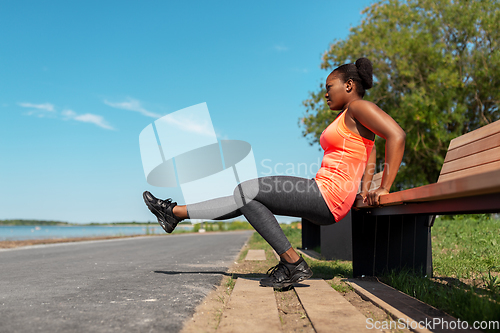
217, 221, 224, 231
300, 0, 500, 189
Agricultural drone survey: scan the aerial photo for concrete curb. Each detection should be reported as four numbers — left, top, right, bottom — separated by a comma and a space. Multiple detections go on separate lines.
346, 278, 481, 333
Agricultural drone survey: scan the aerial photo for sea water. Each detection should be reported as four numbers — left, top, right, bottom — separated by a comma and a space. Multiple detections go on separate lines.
0, 224, 193, 241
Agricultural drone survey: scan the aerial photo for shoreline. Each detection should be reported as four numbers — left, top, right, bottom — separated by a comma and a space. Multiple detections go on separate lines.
0, 230, 250, 249
0, 234, 165, 249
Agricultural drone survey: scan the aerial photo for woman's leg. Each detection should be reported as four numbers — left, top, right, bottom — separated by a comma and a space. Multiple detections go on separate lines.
173, 196, 243, 220
229, 176, 335, 288
234, 176, 335, 259
175, 175, 334, 259
146, 176, 333, 288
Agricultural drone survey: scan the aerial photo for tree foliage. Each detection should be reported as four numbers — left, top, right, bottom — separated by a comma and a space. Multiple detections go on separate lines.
300, 0, 500, 189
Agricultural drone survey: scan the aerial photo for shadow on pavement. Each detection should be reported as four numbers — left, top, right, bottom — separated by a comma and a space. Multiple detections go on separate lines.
154, 270, 267, 279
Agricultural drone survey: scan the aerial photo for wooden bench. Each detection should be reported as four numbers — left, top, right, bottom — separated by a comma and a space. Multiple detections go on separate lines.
302, 119, 500, 277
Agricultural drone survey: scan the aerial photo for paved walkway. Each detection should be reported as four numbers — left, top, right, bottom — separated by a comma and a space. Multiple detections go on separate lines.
218, 278, 371, 332
215, 277, 481, 333
0, 231, 252, 333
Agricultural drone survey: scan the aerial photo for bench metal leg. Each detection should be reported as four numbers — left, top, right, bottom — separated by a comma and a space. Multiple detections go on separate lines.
320, 211, 352, 260
301, 214, 353, 260
301, 218, 321, 251
352, 210, 433, 277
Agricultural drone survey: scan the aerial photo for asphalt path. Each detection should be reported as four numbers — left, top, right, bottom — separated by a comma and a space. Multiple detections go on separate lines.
0, 230, 253, 333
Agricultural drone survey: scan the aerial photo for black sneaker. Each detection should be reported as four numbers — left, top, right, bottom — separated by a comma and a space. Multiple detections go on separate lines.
260, 256, 313, 289
143, 191, 182, 233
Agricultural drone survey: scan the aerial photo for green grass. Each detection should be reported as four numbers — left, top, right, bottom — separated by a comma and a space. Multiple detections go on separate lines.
381, 269, 500, 331
432, 215, 500, 279
247, 223, 303, 251
192, 220, 255, 232
225, 275, 236, 295
380, 215, 500, 332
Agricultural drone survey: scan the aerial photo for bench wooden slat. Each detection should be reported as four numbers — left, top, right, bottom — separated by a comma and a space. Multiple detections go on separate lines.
447, 119, 500, 151
439, 146, 500, 181
444, 131, 500, 163
439, 159, 500, 182
439, 120, 500, 183
354, 168, 500, 208
369, 171, 382, 191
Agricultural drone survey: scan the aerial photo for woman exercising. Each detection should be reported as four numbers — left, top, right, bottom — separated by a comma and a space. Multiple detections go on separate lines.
143, 57, 406, 289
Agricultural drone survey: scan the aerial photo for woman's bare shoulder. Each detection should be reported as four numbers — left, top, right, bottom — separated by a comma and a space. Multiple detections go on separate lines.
348, 100, 404, 139
349, 99, 381, 111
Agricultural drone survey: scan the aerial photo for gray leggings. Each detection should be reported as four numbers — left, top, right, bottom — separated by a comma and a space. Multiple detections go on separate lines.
186, 176, 335, 255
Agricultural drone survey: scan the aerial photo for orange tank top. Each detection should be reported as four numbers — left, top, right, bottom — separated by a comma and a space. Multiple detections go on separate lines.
314, 110, 374, 222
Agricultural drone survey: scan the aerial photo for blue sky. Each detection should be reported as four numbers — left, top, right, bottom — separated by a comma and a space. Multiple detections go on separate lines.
0, 0, 375, 223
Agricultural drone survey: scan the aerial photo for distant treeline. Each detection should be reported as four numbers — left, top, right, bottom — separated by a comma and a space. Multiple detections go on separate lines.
0, 219, 69, 225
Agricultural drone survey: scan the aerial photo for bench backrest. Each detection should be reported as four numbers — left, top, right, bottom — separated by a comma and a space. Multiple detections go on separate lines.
361, 119, 500, 191
438, 119, 500, 183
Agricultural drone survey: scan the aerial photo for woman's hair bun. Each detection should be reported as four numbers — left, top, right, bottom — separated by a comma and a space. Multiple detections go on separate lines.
355, 58, 373, 90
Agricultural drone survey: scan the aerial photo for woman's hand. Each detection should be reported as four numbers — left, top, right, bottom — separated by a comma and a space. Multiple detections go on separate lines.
363, 187, 389, 206
356, 192, 368, 202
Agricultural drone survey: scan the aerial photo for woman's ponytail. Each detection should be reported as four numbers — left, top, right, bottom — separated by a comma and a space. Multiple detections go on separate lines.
331, 57, 374, 97
355, 58, 373, 90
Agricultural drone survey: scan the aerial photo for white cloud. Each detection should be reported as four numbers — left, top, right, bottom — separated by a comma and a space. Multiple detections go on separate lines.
160, 113, 216, 137
75, 114, 114, 130
291, 67, 309, 74
61, 109, 77, 118
18, 102, 55, 112
216, 131, 229, 140
274, 44, 288, 52
19, 102, 114, 130
104, 98, 161, 118
62, 109, 114, 130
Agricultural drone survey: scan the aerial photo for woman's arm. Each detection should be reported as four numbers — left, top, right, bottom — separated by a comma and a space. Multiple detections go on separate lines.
349, 100, 406, 206
358, 144, 376, 200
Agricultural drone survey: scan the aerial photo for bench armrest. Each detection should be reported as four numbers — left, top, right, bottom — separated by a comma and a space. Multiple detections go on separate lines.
354, 169, 500, 208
